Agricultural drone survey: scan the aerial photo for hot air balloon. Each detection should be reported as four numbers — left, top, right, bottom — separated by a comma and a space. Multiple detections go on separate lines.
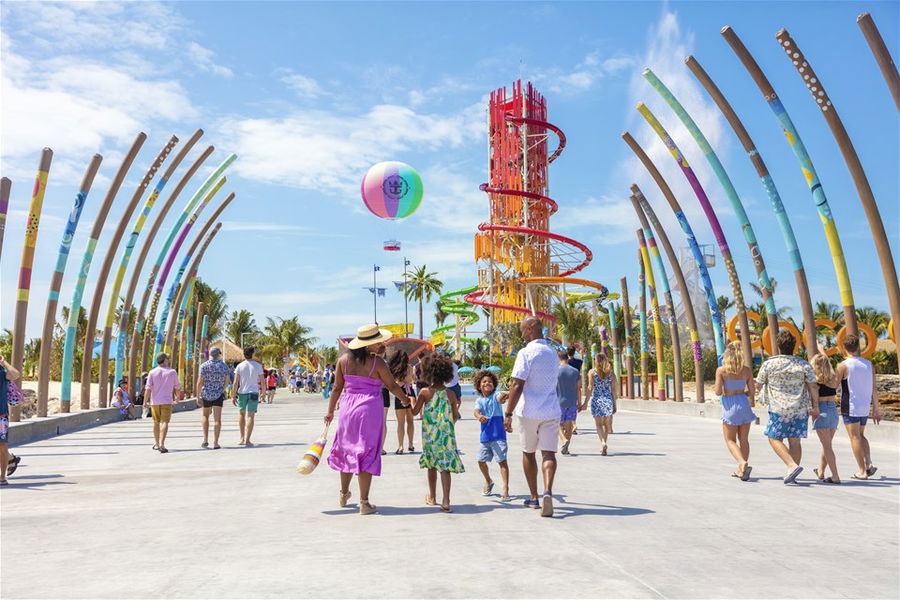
361, 161, 423, 220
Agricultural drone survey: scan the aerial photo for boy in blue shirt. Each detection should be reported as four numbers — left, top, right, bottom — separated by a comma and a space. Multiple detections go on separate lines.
473, 370, 511, 501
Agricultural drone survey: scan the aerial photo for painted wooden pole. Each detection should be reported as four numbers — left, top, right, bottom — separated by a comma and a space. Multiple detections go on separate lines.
10, 149, 53, 421
638, 252, 649, 401
161, 193, 235, 352
686, 55, 817, 355
101, 131, 203, 396
82, 137, 178, 409
630, 184, 704, 403
36, 155, 102, 416
631, 194, 684, 402
60, 133, 145, 412
777, 29, 900, 353
620, 277, 635, 399
150, 178, 227, 359
644, 68, 778, 358
637, 103, 749, 364
0, 178, 11, 260
200, 314, 210, 362
857, 13, 900, 111
192, 302, 206, 390
122, 145, 214, 391
607, 303, 622, 379
721, 27, 858, 339
623, 129, 723, 356
638, 229, 666, 401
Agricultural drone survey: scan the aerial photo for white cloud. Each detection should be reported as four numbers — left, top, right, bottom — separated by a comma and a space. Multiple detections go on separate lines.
552, 195, 638, 246
215, 102, 484, 195
221, 222, 305, 232
279, 72, 323, 99
528, 51, 637, 95
186, 41, 233, 78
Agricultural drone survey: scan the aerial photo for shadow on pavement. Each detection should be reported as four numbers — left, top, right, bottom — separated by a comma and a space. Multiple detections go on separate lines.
573, 452, 666, 457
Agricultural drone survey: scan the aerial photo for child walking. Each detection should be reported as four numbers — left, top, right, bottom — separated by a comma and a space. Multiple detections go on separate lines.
472, 369, 511, 501
587, 352, 617, 455
715, 341, 756, 481
410, 353, 464, 512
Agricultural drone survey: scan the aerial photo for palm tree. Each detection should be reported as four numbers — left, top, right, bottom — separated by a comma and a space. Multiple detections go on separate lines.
226, 309, 258, 346
552, 303, 592, 349
856, 306, 890, 338
0, 329, 12, 359
814, 301, 843, 348
316, 345, 338, 366
193, 279, 227, 341
23, 337, 41, 379
434, 303, 449, 328
258, 316, 317, 367
717, 295, 735, 324
467, 338, 489, 368
405, 265, 443, 340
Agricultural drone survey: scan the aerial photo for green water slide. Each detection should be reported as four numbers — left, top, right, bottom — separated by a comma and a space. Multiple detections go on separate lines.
431, 285, 480, 345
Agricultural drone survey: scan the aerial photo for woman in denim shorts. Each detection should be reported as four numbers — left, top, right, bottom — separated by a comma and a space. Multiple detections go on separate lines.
811, 354, 841, 484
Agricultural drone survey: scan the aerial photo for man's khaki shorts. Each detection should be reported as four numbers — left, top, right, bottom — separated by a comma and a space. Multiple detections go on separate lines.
151, 404, 173, 423
518, 416, 560, 453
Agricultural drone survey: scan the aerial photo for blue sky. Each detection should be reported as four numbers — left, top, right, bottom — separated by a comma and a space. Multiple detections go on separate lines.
2, 1, 898, 347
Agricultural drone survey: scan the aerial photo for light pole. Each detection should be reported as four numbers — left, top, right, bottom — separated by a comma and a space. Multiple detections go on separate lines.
403, 257, 410, 337
373, 264, 381, 324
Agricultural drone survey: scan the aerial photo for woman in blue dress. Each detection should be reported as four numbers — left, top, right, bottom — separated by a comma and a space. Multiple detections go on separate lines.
587, 352, 616, 456
715, 341, 756, 481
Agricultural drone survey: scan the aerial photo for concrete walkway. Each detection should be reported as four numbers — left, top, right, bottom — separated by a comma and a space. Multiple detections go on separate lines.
2, 389, 897, 599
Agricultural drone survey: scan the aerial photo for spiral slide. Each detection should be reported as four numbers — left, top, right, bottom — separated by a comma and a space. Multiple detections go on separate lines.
431, 286, 480, 347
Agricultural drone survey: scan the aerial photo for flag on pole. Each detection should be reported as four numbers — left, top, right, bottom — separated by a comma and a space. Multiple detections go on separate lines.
374, 265, 381, 271
377, 288, 386, 297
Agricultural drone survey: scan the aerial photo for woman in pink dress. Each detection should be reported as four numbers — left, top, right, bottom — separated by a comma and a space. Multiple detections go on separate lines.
325, 325, 414, 515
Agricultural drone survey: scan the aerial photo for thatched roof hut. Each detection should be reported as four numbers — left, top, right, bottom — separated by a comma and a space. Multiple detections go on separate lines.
209, 338, 244, 363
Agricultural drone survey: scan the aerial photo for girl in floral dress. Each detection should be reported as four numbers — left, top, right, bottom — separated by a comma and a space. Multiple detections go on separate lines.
410, 353, 464, 512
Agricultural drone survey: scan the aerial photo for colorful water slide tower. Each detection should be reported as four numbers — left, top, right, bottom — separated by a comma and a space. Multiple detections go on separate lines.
467, 81, 599, 334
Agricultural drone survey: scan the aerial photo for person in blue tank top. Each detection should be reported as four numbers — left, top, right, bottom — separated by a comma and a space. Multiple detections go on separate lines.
715, 341, 756, 481
472, 369, 511, 501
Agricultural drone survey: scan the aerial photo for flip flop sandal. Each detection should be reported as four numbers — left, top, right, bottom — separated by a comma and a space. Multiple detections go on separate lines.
824, 477, 841, 484
6, 455, 21, 476
395, 449, 404, 455
0, 480, 8, 486
541, 493, 554, 517
866, 466, 878, 477
408, 446, 414, 452
425, 496, 436, 506
152, 445, 159, 451
213, 445, 221, 450
159, 448, 169, 454
482, 481, 495, 496
201, 442, 209, 448
359, 502, 377, 515
440, 505, 453, 513
731, 472, 741, 478
783, 466, 803, 484
500, 495, 512, 502
741, 466, 753, 482
851, 474, 868, 480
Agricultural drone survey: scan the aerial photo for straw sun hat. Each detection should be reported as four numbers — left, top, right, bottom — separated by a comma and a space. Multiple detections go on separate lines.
347, 324, 393, 349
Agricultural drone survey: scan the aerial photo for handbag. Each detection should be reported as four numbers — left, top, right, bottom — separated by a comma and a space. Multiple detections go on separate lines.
7, 379, 24, 407
296, 424, 330, 475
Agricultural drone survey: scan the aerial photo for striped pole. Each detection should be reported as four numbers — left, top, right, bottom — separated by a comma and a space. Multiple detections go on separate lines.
200, 314, 210, 362
722, 27, 858, 338
637, 251, 649, 400
686, 55, 817, 355
161, 193, 236, 352
134, 153, 235, 369
167, 224, 224, 354
151, 178, 227, 357
622, 131, 723, 359
11, 149, 53, 419
82, 136, 178, 409
607, 303, 621, 379
101, 130, 203, 394
620, 277, 635, 399
777, 28, 899, 351
631, 185, 704, 403
36, 155, 102, 416
644, 68, 778, 358
857, 13, 900, 111
638, 229, 665, 401
637, 103, 746, 361
60, 133, 145, 412
631, 193, 684, 401
0, 178, 11, 260
122, 146, 214, 391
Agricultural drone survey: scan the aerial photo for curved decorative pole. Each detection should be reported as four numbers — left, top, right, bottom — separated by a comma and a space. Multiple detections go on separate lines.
10, 149, 53, 420
121, 146, 214, 389
0, 178, 11, 259
620, 277, 635, 399
60, 133, 145, 412
685, 56, 817, 355
36, 155, 102, 416
638, 229, 666, 401
644, 69, 778, 355
175, 278, 196, 367
131, 154, 237, 382
151, 178, 227, 357
857, 13, 900, 111
721, 27, 858, 338
631, 184, 704, 403
80, 137, 175, 409
101, 131, 203, 395
631, 193, 684, 401
622, 131, 724, 357
200, 313, 210, 363
168, 223, 224, 353
637, 252, 649, 400
191, 302, 206, 390
637, 102, 750, 364
161, 193, 235, 352
607, 303, 621, 379
777, 29, 900, 347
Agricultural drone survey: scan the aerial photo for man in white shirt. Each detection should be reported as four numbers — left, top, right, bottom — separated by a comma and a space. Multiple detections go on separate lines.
503, 316, 561, 517
836, 333, 881, 479
232, 345, 265, 446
